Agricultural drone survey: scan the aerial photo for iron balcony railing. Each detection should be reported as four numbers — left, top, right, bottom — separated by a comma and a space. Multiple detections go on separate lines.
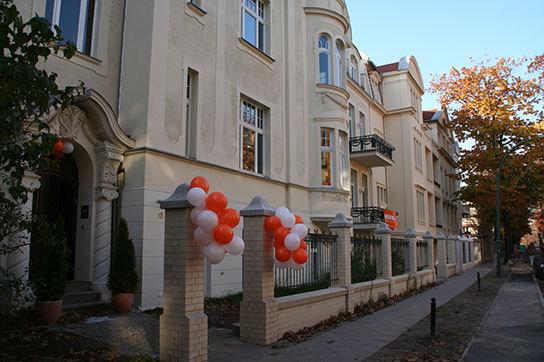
351, 206, 385, 224
349, 134, 395, 160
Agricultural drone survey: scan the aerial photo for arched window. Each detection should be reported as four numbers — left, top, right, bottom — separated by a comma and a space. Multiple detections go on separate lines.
350, 56, 358, 83
318, 35, 330, 84
335, 41, 344, 87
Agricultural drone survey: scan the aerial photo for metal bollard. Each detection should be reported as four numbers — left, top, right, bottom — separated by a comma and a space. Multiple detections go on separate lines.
477, 272, 481, 291
431, 297, 436, 338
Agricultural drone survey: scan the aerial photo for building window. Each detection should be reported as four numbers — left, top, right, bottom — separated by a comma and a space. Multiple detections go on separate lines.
349, 56, 358, 83
241, 0, 265, 51
185, 69, 198, 157
359, 112, 366, 136
321, 128, 333, 186
414, 138, 423, 171
45, 0, 96, 55
377, 185, 387, 206
335, 41, 344, 87
318, 35, 330, 84
348, 105, 355, 137
339, 132, 348, 188
416, 189, 425, 223
240, 99, 265, 174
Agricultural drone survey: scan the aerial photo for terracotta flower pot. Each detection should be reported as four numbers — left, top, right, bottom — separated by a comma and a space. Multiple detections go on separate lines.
36, 300, 63, 324
112, 293, 134, 314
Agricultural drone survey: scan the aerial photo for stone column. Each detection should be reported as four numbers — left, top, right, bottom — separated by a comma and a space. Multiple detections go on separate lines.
423, 231, 435, 273
468, 236, 474, 263
447, 234, 456, 265
374, 222, 392, 279
239, 196, 278, 345
456, 235, 463, 273
328, 213, 352, 287
436, 233, 448, 278
404, 228, 417, 275
159, 184, 207, 361
93, 141, 123, 292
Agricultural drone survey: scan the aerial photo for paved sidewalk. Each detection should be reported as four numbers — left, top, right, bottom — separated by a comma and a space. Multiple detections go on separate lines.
209, 265, 493, 361
463, 273, 544, 361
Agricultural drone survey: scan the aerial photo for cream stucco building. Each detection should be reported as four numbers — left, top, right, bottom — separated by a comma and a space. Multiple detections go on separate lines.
8, 0, 461, 309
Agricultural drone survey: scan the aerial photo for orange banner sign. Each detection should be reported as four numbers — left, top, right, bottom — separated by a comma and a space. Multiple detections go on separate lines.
384, 209, 397, 230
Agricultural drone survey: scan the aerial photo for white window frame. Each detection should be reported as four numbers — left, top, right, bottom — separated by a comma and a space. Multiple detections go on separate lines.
335, 40, 344, 87
348, 105, 355, 137
350, 55, 358, 83
338, 132, 348, 189
318, 35, 330, 84
241, 0, 266, 52
414, 138, 423, 171
377, 184, 388, 206
46, 0, 96, 55
416, 189, 426, 223
240, 99, 265, 174
321, 128, 334, 187
359, 112, 366, 137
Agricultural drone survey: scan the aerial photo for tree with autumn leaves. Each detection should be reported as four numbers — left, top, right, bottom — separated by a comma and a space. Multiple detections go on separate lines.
430, 54, 544, 261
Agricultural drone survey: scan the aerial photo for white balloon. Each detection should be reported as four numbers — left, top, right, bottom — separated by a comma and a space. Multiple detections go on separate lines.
190, 205, 205, 225
280, 213, 296, 228
62, 141, 74, 154
275, 206, 290, 218
224, 236, 244, 255
194, 227, 214, 246
187, 187, 207, 207
197, 210, 218, 232
274, 258, 290, 269
291, 223, 308, 239
205, 242, 226, 264
284, 233, 301, 251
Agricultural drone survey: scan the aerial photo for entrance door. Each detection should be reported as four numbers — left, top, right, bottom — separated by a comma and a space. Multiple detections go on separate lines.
30, 154, 79, 281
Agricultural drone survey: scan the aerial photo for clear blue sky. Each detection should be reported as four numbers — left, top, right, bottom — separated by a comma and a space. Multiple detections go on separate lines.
346, 0, 544, 111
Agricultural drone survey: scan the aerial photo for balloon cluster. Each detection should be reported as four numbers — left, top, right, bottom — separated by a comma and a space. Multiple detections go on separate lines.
52, 139, 75, 159
187, 176, 244, 264
265, 207, 309, 270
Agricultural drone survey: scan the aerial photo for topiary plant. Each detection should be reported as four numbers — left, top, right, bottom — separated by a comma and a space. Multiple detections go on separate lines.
107, 218, 139, 294
31, 218, 69, 301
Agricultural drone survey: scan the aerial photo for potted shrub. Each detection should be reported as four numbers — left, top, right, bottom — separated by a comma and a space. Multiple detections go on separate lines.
31, 218, 68, 324
108, 218, 139, 314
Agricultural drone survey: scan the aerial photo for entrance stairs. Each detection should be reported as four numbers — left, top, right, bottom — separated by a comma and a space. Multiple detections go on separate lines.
62, 280, 107, 309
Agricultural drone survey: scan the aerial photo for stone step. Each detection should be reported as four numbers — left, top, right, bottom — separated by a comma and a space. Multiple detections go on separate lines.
62, 299, 110, 311
63, 290, 102, 306
65, 280, 93, 293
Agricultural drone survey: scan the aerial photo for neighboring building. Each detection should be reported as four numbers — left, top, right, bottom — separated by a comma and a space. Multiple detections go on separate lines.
8, 0, 462, 309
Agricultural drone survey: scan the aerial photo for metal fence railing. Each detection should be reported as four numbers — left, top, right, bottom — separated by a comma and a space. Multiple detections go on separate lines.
274, 231, 338, 297
351, 235, 381, 283
416, 240, 428, 271
391, 237, 408, 276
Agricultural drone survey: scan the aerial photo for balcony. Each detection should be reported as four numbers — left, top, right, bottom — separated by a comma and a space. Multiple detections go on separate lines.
350, 134, 395, 167
351, 206, 385, 229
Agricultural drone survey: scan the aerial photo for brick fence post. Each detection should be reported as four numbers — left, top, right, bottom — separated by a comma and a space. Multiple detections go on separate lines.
239, 196, 278, 345
468, 236, 474, 264
404, 228, 417, 275
447, 234, 456, 265
374, 222, 392, 279
456, 235, 463, 273
436, 233, 448, 279
328, 213, 352, 287
159, 184, 207, 361
423, 231, 435, 275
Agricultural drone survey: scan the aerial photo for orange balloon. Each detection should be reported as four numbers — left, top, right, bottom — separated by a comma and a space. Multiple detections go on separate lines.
299, 240, 307, 250
218, 208, 240, 228
213, 224, 233, 245
190, 176, 209, 194
273, 237, 285, 249
274, 227, 290, 243
275, 247, 291, 262
265, 216, 282, 231
292, 249, 308, 264
295, 215, 304, 224
53, 150, 64, 159
53, 140, 64, 152
206, 192, 228, 214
